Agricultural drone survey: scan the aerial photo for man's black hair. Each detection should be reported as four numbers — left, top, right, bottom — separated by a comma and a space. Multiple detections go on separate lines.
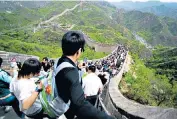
18, 58, 41, 78
0, 57, 2, 67
43, 57, 48, 62
88, 65, 96, 73
98, 74, 107, 85
62, 31, 85, 56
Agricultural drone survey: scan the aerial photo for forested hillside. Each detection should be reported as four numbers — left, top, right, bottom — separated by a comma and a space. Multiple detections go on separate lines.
0, 1, 109, 59
113, 9, 177, 47
140, 5, 177, 20
120, 53, 177, 108
112, 1, 177, 20
0, 1, 149, 59
146, 47, 177, 83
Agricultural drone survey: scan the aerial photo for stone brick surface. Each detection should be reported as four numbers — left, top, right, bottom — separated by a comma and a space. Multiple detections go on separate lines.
0, 51, 39, 68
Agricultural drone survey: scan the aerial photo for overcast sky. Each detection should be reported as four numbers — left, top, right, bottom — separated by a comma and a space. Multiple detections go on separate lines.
105, 0, 177, 2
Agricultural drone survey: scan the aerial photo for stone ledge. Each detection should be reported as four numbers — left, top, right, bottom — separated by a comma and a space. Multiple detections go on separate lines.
0, 51, 39, 68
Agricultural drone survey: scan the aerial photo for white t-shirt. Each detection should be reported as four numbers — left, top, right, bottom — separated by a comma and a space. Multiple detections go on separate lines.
12, 69, 18, 79
112, 69, 117, 75
10, 78, 42, 115
95, 69, 101, 75
104, 71, 110, 79
82, 73, 103, 96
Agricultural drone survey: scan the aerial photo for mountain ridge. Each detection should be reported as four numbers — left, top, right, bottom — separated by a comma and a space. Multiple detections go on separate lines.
112, 1, 177, 20
113, 9, 177, 47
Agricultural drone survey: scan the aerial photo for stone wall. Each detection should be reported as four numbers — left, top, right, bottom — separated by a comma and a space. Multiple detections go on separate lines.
36, 24, 117, 53
108, 52, 177, 119
0, 51, 39, 69
83, 32, 117, 53
85, 38, 117, 53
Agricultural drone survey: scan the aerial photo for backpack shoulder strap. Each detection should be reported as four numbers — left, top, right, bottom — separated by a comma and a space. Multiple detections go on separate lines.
55, 62, 74, 76
52, 61, 75, 97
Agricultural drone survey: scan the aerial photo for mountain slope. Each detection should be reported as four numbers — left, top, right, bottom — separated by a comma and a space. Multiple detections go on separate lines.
49, 1, 133, 44
112, 1, 177, 20
0, 1, 109, 59
112, 1, 177, 11
146, 47, 177, 83
140, 5, 177, 20
0, 1, 152, 59
111, 1, 163, 10
47, 1, 150, 58
0, 1, 78, 31
113, 9, 177, 47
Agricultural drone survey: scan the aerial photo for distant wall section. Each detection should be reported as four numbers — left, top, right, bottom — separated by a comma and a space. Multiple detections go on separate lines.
83, 33, 117, 53
0, 51, 39, 69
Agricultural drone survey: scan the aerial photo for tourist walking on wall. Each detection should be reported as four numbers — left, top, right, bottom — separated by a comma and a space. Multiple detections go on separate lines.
42, 57, 51, 72
82, 65, 103, 106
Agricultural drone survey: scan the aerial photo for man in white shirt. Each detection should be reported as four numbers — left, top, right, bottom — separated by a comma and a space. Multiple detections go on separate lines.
82, 65, 103, 105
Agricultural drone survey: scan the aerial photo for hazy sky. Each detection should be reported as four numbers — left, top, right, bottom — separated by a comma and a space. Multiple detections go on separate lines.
106, 0, 177, 2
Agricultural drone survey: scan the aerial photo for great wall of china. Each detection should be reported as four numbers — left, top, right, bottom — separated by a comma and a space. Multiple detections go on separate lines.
0, 2, 177, 119
0, 32, 117, 69
96, 47, 177, 119
0, 51, 39, 70
34, 2, 117, 53
1, 43, 176, 119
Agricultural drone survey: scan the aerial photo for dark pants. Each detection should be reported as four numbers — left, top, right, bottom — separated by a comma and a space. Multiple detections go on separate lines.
65, 95, 99, 119
0, 94, 24, 118
86, 95, 98, 106
26, 109, 56, 119
65, 103, 75, 119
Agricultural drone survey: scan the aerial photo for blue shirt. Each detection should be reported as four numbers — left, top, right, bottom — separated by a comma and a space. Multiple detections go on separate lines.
0, 69, 12, 98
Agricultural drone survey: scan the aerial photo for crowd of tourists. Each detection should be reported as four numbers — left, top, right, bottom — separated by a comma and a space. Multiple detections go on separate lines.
0, 31, 126, 119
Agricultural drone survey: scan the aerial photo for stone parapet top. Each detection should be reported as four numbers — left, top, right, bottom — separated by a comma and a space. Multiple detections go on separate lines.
0, 51, 39, 69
